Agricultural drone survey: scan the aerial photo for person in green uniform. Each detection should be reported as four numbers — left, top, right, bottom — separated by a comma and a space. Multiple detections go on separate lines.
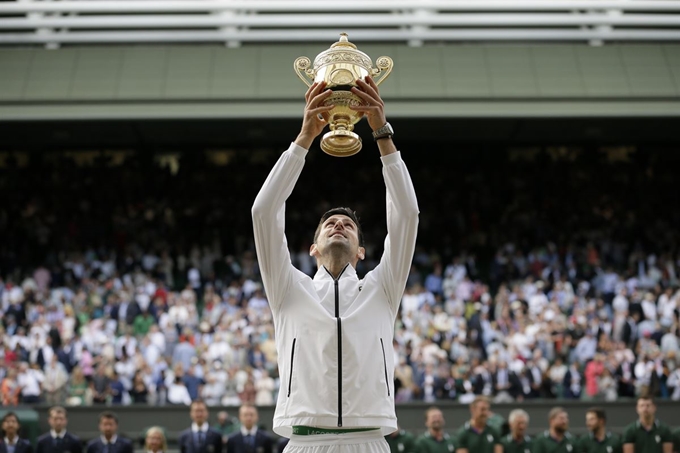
501, 409, 532, 453
671, 428, 680, 453
415, 406, 456, 453
578, 407, 621, 453
532, 407, 576, 453
672, 428, 680, 453
456, 396, 503, 453
386, 426, 417, 453
622, 396, 672, 453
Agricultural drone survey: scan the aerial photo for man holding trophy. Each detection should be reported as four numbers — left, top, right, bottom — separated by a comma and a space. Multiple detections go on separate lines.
251, 35, 419, 453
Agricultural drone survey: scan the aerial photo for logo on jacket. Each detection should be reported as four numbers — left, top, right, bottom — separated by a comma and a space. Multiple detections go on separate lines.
655, 436, 660, 443
487, 435, 493, 443
567, 445, 572, 452
398, 443, 404, 451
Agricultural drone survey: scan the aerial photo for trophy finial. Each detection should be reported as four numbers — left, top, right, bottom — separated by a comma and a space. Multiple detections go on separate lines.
331, 32, 357, 49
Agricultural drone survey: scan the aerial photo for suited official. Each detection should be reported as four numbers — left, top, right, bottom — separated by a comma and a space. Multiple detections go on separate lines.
178, 401, 223, 453
226, 404, 273, 453
0, 412, 33, 453
85, 412, 133, 453
36, 407, 83, 453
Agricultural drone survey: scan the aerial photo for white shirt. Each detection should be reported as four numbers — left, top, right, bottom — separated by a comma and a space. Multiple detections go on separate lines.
167, 383, 192, 405
240, 427, 257, 437
50, 430, 66, 439
100, 435, 118, 445
191, 423, 209, 433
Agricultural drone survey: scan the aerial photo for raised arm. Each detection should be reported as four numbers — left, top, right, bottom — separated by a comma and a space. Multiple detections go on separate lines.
351, 76, 419, 310
251, 82, 334, 311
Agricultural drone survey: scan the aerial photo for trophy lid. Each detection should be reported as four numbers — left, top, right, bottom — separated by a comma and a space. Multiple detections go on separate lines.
313, 33, 373, 70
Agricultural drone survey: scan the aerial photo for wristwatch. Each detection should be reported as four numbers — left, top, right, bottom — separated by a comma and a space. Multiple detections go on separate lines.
372, 122, 394, 141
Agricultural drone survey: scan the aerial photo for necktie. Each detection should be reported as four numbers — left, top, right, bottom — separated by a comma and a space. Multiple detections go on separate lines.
198, 431, 204, 447
55, 437, 64, 450
245, 434, 254, 451
103, 442, 110, 453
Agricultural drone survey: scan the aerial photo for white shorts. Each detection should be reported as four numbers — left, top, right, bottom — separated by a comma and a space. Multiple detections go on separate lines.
284, 430, 389, 453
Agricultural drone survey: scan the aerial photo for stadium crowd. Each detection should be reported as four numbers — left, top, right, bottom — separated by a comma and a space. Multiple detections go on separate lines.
1, 145, 680, 407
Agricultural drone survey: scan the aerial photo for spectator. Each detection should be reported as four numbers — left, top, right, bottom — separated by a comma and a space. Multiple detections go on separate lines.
167, 376, 192, 406
226, 404, 273, 453
1, 368, 20, 407
0, 412, 33, 453
144, 427, 167, 453
178, 401, 223, 453
66, 366, 90, 406
212, 411, 238, 445
35, 406, 83, 453
85, 412, 134, 453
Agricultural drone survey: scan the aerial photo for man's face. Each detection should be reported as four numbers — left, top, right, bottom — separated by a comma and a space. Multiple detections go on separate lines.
49, 411, 67, 432
191, 403, 209, 425
551, 412, 569, 434
471, 401, 490, 425
585, 413, 602, 433
636, 399, 655, 419
511, 417, 527, 437
99, 418, 118, 438
426, 409, 445, 432
311, 215, 363, 261
239, 406, 258, 430
1, 416, 19, 436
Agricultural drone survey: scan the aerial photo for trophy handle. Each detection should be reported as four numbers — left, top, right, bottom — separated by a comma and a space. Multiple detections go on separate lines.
371, 56, 393, 86
294, 56, 315, 87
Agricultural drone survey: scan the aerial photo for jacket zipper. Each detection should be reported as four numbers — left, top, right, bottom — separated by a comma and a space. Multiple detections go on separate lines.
326, 264, 349, 428
380, 338, 391, 396
287, 338, 296, 397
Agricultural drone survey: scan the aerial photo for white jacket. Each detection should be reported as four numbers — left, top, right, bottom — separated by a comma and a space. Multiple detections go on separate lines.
252, 143, 419, 438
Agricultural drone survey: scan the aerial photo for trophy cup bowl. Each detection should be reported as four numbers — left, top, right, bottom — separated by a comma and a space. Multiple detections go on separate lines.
294, 33, 393, 157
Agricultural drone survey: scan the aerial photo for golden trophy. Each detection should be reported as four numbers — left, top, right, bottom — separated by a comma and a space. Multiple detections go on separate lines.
294, 33, 393, 157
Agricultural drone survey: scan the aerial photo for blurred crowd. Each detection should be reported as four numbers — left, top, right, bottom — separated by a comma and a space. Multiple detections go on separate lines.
1, 145, 680, 407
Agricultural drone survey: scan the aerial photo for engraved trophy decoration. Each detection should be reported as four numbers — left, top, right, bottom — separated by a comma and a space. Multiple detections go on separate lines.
294, 33, 393, 157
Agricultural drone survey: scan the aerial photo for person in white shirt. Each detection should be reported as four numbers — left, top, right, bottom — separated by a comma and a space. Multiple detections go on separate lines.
166, 376, 192, 406
17, 362, 44, 404
252, 76, 419, 453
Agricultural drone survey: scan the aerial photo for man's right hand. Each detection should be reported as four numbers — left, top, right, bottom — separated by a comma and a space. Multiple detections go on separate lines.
294, 81, 334, 150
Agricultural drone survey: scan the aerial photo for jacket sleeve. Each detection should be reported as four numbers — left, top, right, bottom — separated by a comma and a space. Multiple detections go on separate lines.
251, 143, 308, 312
374, 151, 419, 313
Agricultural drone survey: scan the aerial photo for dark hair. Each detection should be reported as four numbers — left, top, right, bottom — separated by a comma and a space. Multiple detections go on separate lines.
586, 407, 607, 422
99, 411, 118, 424
1, 412, 20, 426
1, 412, 21, 437
190, 400, 208, 411
313, 207, 364, 247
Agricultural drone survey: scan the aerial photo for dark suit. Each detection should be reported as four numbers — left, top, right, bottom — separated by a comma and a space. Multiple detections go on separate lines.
226, 430, 273, 453
0, 439, 34, 453
178, 428, 223, 453
36, 432, 82, 453
85, 437, 133, 453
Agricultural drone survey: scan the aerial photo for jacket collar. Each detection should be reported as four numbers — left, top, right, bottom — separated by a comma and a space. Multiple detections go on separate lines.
314, 263, 356, 281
